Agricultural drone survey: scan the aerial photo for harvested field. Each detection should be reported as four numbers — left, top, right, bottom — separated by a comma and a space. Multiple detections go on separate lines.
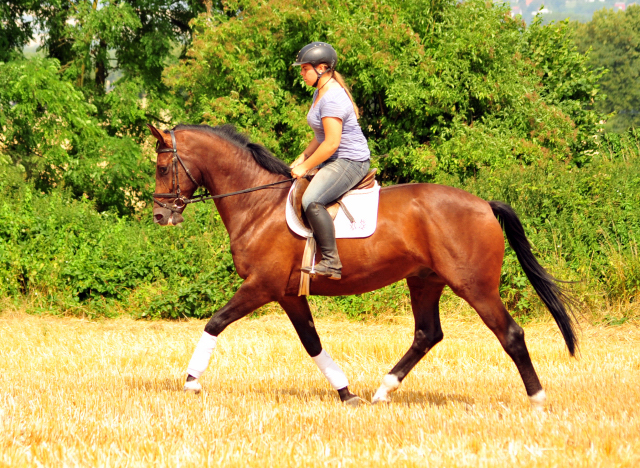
0, 310, 639, 467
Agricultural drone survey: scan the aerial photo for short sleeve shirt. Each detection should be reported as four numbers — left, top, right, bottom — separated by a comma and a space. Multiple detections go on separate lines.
307, 88, 370, 162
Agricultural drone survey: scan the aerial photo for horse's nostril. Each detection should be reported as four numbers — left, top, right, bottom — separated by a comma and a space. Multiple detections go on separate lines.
154, 213, 164, 222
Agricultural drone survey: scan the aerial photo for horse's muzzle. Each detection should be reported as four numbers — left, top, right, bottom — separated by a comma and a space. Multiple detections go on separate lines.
153, 207, 184, 226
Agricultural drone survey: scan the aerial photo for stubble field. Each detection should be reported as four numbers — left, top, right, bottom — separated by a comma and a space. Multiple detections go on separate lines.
0, 308, 639, 467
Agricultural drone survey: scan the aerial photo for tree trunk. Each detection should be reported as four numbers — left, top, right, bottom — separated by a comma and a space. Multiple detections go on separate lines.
95, 39, 108, 92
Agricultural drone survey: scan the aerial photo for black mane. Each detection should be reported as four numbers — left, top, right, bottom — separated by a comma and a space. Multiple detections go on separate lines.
170, 124, 291, 177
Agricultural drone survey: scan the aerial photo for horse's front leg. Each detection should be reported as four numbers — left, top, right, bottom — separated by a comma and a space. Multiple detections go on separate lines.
183, 279, 273, 393
278, 296, 366, 407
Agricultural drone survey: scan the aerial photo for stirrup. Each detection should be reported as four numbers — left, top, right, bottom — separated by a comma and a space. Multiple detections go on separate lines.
301, 262, 341, 280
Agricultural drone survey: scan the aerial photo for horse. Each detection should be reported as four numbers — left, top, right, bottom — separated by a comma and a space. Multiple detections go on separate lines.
148, 123, 577, 408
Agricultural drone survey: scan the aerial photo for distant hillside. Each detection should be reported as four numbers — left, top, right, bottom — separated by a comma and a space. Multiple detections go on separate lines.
508, 0, 632, 23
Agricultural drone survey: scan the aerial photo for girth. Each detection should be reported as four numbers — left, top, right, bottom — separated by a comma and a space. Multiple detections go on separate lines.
290, 168, 377, 229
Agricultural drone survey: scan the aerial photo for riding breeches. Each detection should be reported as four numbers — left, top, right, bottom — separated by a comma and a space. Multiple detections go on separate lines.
301, 158, 370, 211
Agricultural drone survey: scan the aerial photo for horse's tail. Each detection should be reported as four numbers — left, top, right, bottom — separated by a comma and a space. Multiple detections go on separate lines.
489, 200, 578, 356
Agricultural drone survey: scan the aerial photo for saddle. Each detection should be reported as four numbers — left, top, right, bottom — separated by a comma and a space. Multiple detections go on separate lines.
290, 168, 377, 229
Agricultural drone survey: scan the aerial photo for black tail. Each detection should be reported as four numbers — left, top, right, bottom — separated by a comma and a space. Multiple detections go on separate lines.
489, 201, 578, 356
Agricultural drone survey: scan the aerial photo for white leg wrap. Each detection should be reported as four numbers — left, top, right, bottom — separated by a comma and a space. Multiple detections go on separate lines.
529, 389, 547, 410
186, 332, 217, 379
312, 349, 349, 390
372, 374, 400, 403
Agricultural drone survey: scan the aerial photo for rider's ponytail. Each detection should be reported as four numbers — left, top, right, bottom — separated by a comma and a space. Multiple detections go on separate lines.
333, 71, 360, 119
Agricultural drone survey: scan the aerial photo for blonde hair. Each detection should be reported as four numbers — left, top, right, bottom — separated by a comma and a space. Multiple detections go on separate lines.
332, 71, 360, 119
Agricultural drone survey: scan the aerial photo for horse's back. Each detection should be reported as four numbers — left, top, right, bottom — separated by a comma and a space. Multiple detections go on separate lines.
377, 182, 498, 233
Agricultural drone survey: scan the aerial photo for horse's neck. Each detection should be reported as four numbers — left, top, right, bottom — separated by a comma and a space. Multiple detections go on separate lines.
199, 141, 289, 240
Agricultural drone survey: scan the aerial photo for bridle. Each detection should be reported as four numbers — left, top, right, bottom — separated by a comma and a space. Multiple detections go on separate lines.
152, 130, 294, 213
152, 130, 199, 213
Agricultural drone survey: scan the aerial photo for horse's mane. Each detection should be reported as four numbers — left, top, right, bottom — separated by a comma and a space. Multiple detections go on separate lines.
170, 124, 291, 177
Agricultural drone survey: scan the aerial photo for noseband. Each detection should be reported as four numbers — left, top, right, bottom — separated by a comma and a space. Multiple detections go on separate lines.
152, 130, 294, 213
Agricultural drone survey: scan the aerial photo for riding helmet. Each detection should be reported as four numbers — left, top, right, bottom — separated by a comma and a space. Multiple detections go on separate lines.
292, 42, 338, 69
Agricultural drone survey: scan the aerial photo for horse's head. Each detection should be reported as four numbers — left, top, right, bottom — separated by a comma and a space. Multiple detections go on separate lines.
148, 124, 200, 226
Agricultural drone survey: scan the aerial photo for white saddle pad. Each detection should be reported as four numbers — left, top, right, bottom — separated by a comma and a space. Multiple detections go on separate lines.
285, 180, 381, 239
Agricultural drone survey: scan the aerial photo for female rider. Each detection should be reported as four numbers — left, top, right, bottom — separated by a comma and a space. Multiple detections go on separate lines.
290, 42, 371, 280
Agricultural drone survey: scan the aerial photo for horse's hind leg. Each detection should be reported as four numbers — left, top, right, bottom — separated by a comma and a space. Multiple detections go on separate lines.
278, 296, 365, 406
462, 290, 546, 409
372, 277, 445, 404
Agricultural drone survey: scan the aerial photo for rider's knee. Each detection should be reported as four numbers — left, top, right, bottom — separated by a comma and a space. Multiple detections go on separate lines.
303, 200, 324, 214
301, 195, 314, 212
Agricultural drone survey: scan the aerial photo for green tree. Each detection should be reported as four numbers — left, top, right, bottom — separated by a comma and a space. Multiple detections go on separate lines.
523, 17, 604, 162
0, 0, 39, 62
573, 6, 640, 132
0, 0, 211, 213
0, 0, 208, 141
166, 0, 603, 183
0, 57, 152, 214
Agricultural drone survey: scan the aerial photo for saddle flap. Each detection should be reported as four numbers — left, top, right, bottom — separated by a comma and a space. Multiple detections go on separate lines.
290, 176, 311, 227
290, 167, 377, 229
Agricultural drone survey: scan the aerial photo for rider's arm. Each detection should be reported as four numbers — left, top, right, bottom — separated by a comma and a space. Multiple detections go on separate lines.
291, 138, 320, 168
292, 117, 342, 177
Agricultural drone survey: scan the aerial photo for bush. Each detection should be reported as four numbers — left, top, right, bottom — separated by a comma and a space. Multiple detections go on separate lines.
446, 128, 640, 310
0, 178, 240, 318
1, 129, 639, 320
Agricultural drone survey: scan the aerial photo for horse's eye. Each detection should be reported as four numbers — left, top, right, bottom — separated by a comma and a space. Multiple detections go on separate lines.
158, 166, 169, 176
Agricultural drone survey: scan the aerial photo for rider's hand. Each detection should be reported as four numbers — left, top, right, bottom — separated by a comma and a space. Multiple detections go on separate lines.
291, 164, 308, 179
290, 154, 306, 169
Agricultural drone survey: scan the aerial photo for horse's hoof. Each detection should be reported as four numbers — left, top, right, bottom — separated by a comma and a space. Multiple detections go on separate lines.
371, 374, 399, 404
343, 395, 368, 407
371, 396, 391, 405
183, 379, 202, 394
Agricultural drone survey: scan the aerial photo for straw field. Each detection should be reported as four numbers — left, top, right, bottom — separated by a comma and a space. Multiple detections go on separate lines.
0, 308, 639, 467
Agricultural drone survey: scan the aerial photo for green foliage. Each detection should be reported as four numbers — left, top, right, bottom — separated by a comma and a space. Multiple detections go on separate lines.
0, 0, 38, 61
1, 129, 638, 320
310, 282, 411, 320
56, 0, 207, 140
31, 0, 206, 87
0, 0, 637, 322
572, 6, 640, 132
446, 127, 640, 310
63, 0, 142, 88
0, 0, 207, 147
167, 0, 602, 182
0, 178, 241, 318
0, 57, 101, 182
523, 17, 604, 162
0, 57, 153, 214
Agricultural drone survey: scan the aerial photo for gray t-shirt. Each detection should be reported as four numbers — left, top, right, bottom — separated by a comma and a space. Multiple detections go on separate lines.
307, 88, 370, 162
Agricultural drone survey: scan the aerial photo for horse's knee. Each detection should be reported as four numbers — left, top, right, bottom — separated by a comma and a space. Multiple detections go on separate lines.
204, 316, 226, 336
411, 328, 443, 354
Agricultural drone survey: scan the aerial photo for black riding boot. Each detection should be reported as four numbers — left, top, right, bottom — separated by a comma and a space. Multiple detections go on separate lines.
301, 202, 342, 280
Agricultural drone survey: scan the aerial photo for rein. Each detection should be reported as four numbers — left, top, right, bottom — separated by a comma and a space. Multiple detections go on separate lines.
152, 130, 293, 213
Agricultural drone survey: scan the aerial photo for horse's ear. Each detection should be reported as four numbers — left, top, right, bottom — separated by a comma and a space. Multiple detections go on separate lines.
146, 123, 171, 147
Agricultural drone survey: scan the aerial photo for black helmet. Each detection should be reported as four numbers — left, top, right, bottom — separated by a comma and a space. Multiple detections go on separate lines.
293, 42, 338, 69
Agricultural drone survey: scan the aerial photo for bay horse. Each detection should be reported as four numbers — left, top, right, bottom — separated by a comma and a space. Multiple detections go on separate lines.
148, 123, 577, 408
